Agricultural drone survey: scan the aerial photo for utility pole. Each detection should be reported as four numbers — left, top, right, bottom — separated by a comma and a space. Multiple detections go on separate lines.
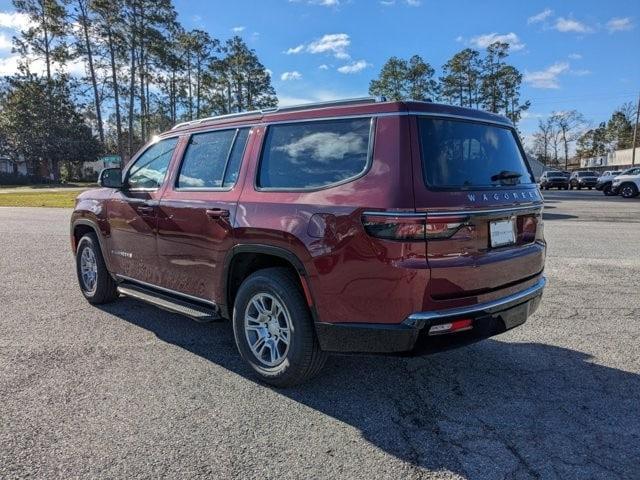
632, 91, 640, 166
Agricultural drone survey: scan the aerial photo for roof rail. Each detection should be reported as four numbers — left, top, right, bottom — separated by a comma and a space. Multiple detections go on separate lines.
171, 96, 385, 130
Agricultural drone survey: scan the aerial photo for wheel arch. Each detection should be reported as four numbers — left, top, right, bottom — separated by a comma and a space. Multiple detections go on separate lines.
71, 218, 114, 272
222, 244, 318, 322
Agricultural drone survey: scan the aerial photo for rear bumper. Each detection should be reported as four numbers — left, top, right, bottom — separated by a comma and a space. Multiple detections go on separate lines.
315, 277, 546, 354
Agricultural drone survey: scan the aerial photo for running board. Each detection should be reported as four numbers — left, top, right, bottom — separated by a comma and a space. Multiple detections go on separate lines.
117, 283, 222, 323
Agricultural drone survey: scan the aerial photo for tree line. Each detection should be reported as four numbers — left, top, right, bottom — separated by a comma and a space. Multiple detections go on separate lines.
368, 42, 530, 125
529, 103, 636, 169
0, 0, 276, 181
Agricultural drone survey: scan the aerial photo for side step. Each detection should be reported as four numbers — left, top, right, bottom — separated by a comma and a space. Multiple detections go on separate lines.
117, 282, 222, 323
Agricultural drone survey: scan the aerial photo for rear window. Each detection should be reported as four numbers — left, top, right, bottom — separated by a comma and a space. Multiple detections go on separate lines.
257, 117, 372, 190
417, 117, 534, 188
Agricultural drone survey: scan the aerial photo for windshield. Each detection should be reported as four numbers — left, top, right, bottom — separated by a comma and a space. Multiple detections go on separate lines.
548, 173, 565, 178
417, 117, 534, 188
579, 172, 597, 177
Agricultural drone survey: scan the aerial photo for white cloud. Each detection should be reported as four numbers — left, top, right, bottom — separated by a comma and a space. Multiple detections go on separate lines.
405, 0, 421, 6
0, 11, 32, 30
285, 44, 304, 55
524, 62, 570, 89
527, 8, 553, 24
570, 68, 591, 76
337, 60, 370, 74
318, 64, 329, 70
231, 26, 245, 33
469, 32, 525, 51
307, 33, 351, 59
568, 53, 582, 59
0, 51, 85, 77
281, 71, 302, 81
0, 32, 12, 50
379, 0, 395, 5
554, 17, 593, 33
606, 17, 634, 33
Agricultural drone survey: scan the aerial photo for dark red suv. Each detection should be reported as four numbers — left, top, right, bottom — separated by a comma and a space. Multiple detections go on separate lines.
71, 98, 546, 386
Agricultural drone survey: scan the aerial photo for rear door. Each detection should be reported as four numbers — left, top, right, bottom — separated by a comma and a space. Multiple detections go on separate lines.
156, 126, 253, 302
410, 115, 545, 301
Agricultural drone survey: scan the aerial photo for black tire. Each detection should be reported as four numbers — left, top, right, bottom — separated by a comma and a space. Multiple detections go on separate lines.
76, 233, 118, 304
588, 187, 592, 190
577, 185, 582, 190
603, 184, 614, 196
232, 267, 327, 387
619, 183, 639, 199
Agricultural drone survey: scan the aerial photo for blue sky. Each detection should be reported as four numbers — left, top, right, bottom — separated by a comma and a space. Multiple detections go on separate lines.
1, 0, 638, 143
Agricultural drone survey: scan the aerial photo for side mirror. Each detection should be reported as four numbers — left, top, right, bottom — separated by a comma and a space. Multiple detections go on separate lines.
98, 168, 123, 188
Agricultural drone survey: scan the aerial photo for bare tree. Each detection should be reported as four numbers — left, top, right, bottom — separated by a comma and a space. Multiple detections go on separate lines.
550, 110, 585, 170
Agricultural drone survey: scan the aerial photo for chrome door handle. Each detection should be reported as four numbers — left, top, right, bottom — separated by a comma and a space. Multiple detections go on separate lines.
205, 208, 230, 219
136, 206, 154, 215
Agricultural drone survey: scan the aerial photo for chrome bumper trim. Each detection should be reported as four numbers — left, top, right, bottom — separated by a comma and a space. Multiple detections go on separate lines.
403, 277, 546, 328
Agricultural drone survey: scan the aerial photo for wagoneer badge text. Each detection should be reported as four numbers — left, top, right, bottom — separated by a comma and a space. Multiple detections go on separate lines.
467, 190, 540, 203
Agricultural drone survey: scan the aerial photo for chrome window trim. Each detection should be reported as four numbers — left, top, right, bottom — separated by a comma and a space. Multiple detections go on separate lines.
115, 274, 217, 307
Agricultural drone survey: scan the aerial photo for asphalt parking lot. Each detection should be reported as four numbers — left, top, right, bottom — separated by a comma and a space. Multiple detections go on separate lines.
1, 190, 639, 480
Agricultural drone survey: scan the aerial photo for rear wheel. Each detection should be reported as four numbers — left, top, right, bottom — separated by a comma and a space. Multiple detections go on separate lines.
76, 233, 118, 304
232, 267, 327, 387
620, 183, 639, 199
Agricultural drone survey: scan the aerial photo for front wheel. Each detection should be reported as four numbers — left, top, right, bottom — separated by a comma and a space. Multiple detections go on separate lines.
76, 233, 118, 304
620, 183, 639, 199
232, 267, 327, 387
603, 184, 615, 196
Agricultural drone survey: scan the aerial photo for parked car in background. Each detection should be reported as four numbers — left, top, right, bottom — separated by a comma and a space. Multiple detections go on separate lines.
596, 170, 623, 196
611, 167, 640, 198
569, 171, 598, 190
539, 170, 569, 190
70, 98, 546, 386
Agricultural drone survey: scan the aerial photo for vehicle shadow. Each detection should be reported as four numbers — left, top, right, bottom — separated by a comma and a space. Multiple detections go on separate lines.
543, 212, 579, 221
99, 299, 640, 479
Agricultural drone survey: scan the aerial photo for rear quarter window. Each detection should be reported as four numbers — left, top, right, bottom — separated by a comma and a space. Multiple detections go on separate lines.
257, 117, 372, 190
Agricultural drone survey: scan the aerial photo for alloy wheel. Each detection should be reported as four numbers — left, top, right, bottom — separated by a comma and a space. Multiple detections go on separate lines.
244, 293, 292, 367
80, 246, 98, 294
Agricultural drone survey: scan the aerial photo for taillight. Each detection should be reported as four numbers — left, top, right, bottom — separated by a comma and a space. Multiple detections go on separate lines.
361, 212, 470, 241
361, 213, 426, 241
425, 215, 470, 240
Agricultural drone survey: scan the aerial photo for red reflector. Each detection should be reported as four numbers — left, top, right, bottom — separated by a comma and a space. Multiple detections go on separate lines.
428, 318, 473, 335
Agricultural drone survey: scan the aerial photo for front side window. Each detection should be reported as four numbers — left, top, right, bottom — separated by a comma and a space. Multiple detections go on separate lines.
418, 118, 534, 188
127, 138, 179, 190
257, 117, 371, 189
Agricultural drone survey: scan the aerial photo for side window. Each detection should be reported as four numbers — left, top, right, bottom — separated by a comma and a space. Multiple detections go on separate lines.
177, 128, 249, 189
257, 117, 372, 190
223, 128, 250, 187
127, 138, 178, 190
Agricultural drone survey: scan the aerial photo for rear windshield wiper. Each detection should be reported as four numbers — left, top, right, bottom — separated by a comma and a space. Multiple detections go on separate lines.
491, 170, 523, 182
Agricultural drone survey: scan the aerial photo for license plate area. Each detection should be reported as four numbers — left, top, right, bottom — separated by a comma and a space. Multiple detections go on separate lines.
489, 218, 516, 248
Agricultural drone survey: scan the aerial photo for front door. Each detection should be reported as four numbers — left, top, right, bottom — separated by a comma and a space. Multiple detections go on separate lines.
156, 127, 253, 303
106, 137, 181, 285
